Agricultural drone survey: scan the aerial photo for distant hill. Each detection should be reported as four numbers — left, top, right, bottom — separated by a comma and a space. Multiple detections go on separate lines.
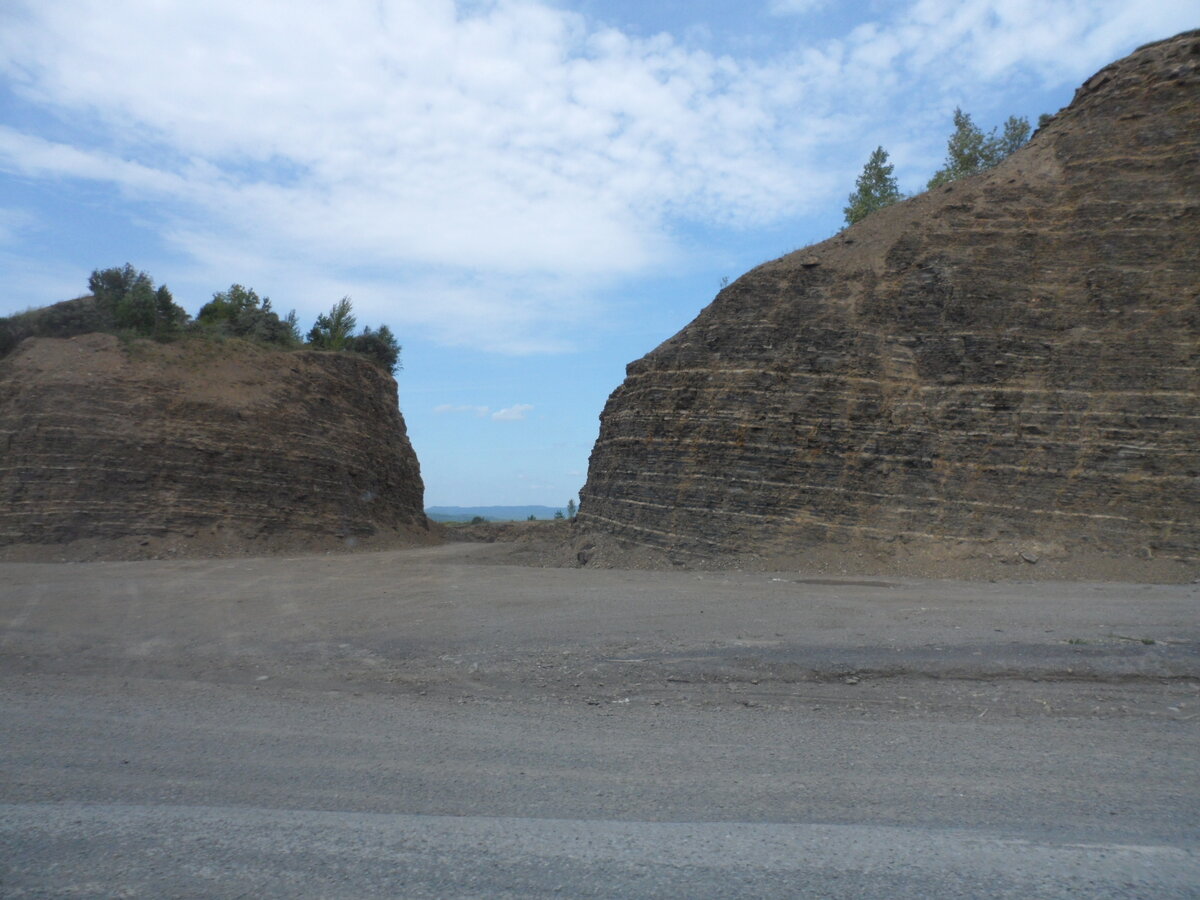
427, 505, 565, 523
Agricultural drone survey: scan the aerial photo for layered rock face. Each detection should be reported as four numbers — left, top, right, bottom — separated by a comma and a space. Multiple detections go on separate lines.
580, 31, 1199, 564
0, 332, 427, 558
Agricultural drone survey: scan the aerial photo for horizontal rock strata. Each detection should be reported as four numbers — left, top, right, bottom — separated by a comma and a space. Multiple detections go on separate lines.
580, 31, 1200, 564
0, 333, 427, 557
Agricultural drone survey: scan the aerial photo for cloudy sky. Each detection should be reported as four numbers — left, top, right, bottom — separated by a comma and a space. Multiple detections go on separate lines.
2, 1, 1196, 507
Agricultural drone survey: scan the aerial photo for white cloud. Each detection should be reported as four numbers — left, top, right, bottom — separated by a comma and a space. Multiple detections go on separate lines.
434, 404, 491, 417
492, 403, 534, 421
432, 402, 533, 421
0, 206, 38, 247
768, 0, 829, 15
877, 0, 1199, 81
0, 0, 800, 264
1, 0, 1195, 350
0, 0, 803, 350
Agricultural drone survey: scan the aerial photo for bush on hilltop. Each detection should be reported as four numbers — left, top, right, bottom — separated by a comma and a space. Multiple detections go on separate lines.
197, 284, 301, 347
88, 264, 189, 338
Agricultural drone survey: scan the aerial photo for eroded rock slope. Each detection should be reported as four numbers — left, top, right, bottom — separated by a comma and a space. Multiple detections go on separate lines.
579, 31, 1199, 565
0, 332, 428, 558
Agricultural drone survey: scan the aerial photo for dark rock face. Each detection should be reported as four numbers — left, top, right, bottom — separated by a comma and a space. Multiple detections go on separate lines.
0, 333, 428, 558
580, 31, 1200, 564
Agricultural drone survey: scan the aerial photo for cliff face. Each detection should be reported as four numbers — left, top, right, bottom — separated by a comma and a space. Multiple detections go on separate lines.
579, 31, 1200, 567
0, 332, 428, 559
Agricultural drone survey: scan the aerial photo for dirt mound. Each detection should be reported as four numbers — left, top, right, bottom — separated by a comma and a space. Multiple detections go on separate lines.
0, 332, 430, 560
577, 31, 1200, 578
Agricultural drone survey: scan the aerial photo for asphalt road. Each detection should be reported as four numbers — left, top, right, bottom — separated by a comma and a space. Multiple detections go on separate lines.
2, 544, 1198, 897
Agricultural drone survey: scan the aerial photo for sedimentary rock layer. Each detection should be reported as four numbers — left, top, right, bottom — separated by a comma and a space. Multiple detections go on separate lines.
0, 333, 427, 556
579, 31, 1200, 562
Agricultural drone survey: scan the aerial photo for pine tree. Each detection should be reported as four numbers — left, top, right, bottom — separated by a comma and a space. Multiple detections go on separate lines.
928, 109, 1032, 189
994, 115, 1031, 158
927, 109, 989, 189
844, 146, 901, 226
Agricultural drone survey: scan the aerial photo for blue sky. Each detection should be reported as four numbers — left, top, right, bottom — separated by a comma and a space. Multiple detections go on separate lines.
2, 1, 1197, 506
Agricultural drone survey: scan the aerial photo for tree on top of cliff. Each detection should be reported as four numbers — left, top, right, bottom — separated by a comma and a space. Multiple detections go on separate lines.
927, 109, 1031, 189
844, 146, 901, 226
994, 115, 1032, 158
348, 324, 402, 375
197, 284, 301, 347
308, 297, 357, 351
308, 297, 402, 375
2, 264, 187, 358
88, 264, 189, 338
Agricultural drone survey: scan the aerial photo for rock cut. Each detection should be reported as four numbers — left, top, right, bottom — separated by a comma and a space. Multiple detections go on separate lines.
579, 31, 1200, 568
0, 331, 428, 559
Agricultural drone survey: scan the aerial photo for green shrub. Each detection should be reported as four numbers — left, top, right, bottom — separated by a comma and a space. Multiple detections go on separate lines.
197, 284, 300, 346
0, 295, 118, 359
4, 271, 404, 382
0, 317, 19, 358
927, 110, 1031, 189
307, 297, 357, 351
346, 324, 401, 375
88, 264, 188, 338
308, 297, 402, 375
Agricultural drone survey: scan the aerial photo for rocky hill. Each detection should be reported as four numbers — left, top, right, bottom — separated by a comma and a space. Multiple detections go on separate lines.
0, 331, 429, 559
578, 31, 1199, 574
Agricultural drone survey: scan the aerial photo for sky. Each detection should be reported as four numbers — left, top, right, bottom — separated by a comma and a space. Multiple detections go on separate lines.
1, 1, 1197, 507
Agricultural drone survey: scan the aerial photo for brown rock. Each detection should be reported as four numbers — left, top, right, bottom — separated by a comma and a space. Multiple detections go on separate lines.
0, 332, 428, 559
578, 31, 1200, 567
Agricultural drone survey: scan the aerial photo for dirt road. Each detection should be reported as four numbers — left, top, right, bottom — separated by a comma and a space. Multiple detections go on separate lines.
2, 543, 1198, 897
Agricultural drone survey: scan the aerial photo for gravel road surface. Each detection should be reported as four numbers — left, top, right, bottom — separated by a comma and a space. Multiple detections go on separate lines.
2, 544, 1198, 897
